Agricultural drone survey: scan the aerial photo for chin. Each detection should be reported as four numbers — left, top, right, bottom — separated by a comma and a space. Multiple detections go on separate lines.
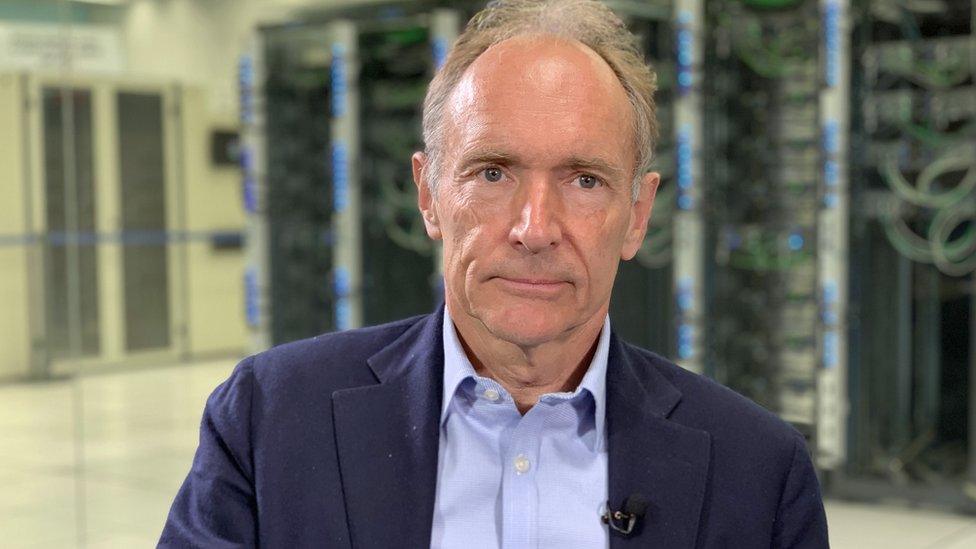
474, 300, 575, 347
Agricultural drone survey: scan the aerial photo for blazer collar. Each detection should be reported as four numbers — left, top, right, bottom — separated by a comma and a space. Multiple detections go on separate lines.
332, 307, 711, 548
331, 305, 445, 549
606, 333, 712, 548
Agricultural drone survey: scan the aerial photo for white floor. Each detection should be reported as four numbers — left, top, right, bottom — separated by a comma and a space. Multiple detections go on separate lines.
0, 359, 974, 548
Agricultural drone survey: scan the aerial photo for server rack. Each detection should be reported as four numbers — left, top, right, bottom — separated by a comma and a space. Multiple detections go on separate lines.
609, 1, 680, 357
243, 6, 463, 347
832, 0, 976, 510
703, 0, 835, 442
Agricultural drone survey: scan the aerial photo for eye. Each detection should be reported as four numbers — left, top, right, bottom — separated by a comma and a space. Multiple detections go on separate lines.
481, 166, 504, 183
576, 174, 602, 189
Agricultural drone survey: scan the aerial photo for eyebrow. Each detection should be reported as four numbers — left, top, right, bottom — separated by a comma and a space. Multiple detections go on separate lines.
455, 150, 522, 172
455, 149, 626, 180
564, 155, 627, 180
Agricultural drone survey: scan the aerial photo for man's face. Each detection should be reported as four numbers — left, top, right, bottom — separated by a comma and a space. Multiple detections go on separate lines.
414, 35, 658, 347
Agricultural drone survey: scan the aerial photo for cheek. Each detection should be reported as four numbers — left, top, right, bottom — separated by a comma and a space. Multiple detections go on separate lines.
575, 208, 628, 279
440, 191, 504, 270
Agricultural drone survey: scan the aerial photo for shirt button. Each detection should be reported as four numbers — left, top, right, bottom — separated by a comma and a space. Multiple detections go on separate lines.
483, 388, 500, 402
513, 454, 531, 474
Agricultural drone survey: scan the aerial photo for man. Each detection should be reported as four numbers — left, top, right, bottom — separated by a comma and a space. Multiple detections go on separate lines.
160, 0, 829, 547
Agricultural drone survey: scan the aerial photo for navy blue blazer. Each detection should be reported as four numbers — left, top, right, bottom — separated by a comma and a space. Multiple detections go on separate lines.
159, 306, 828, 548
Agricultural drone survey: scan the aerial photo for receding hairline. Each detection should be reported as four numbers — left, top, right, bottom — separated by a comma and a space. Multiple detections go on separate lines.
442, 32, 639, 169
471, 32, 623, 80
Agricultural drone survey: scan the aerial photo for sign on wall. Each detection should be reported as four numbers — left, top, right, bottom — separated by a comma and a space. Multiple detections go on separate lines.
0, 22, 124, 73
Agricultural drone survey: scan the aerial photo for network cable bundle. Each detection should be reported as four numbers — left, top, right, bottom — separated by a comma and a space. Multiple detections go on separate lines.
259, 27, 336, 345
359, 21, 438, 325
704, 0, 824, 431
843, 0, 975, 506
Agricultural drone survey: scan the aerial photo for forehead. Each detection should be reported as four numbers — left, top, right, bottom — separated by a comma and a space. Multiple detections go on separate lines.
446, 34, 635, 169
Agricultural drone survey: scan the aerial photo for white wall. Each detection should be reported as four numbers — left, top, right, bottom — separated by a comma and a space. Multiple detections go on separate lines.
123, 0, 269, 120
122, 0, 403, 119
0, 0, 395, 120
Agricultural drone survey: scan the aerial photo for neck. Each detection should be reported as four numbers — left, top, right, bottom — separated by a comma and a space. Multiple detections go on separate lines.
447, 301, 606, 415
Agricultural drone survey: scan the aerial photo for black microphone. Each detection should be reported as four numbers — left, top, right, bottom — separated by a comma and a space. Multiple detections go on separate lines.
601, 493, 648, 536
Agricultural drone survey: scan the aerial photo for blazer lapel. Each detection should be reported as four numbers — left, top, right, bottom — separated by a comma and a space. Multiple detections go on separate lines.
331, 308, 444, 549
606, 334, 712, 549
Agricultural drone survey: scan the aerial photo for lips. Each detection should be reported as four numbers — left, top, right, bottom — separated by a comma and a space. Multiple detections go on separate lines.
491, 276, 570, 298
497, 277, 565, 285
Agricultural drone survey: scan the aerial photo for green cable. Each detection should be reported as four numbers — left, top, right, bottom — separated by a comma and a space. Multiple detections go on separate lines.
880, 207, 935, 263
898, 123, 964, 148
721, 12, 815, 79
385, 215, 433, 256
930, 203, 976, 276
880, 194, 976, 276
881, 146, 976, 209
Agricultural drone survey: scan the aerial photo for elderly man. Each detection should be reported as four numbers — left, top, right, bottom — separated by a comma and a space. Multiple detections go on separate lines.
160, 0, 828, 547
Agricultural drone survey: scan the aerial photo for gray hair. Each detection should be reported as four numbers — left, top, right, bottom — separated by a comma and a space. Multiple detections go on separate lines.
421, 0, 658, 201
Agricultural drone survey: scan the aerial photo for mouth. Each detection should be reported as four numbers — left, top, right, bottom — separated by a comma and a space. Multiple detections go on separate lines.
492, 276, 570, 298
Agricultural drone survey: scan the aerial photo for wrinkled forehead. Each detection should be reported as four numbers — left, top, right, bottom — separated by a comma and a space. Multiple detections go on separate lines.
446, 34, 635, 160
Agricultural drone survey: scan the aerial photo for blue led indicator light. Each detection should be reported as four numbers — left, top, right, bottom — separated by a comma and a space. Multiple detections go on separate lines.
823, 331, 838, 368
823, 120, 839, 154
238, 55, 253, 124
728, 231, 742, 250
824, 160, 838, 186
336, 299, 351, 331
823, 2, 840, 87
334, 267, 352, 329
332, 142, 348, 212
334, 267, 350, 296
240, 148, 254, 213
432, 37, 448, 69
245, 267, 259, 328
823, 282, 837, 301
676, 22, 694, 95
788, 233, 804, 251
331, 43, 347, 118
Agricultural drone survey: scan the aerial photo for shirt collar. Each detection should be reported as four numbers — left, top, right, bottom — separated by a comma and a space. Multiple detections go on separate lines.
440, 306, 611, 446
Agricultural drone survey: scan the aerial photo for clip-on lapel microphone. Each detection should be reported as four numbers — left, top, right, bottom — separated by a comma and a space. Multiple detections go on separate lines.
601, 493, 649, 536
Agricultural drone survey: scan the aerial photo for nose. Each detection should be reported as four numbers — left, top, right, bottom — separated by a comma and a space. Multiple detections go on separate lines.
509, 176, 563, 253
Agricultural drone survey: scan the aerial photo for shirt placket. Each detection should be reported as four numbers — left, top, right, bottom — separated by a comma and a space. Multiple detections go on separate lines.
501, 403, 547, 549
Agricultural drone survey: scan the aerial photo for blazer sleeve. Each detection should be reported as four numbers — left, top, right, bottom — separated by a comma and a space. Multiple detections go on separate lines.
158, 357, 258, 548
771, 434, 830, 548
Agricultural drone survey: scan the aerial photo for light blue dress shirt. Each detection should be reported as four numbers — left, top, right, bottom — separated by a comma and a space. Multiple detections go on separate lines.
430, 308, 611, 549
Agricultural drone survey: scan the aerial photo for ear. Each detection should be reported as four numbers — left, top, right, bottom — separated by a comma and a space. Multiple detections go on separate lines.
413, 151, 442, 240
620, 171, 659, 261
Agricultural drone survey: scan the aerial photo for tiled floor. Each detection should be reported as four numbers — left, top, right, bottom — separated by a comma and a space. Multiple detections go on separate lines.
1, 359, 974, 548
0, 360, 236, 548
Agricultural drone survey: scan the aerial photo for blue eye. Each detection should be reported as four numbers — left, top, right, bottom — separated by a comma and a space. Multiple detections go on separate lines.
482, 167, 503, 182
577, 174, 601, 189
